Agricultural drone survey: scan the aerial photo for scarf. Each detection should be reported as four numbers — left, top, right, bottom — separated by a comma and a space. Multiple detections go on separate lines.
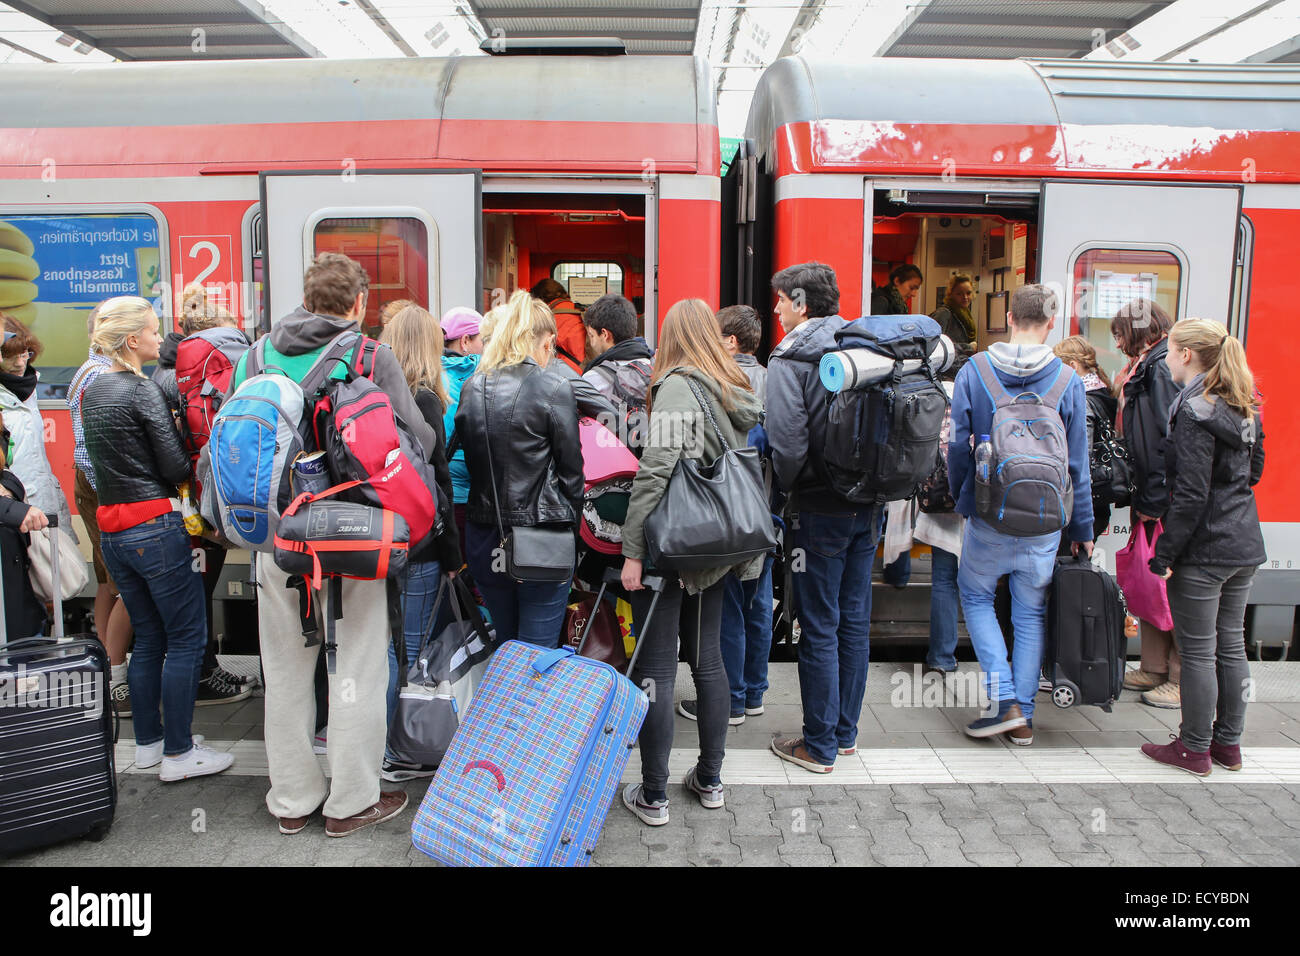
1112, 337, 1163, 436
882, 283, 908, 315
0, 366, 37, 403
943, 295, 977, 341
1080, 371, 1107, 393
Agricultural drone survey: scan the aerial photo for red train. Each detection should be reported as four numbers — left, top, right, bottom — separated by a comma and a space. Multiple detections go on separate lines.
2, 52, 1297, 652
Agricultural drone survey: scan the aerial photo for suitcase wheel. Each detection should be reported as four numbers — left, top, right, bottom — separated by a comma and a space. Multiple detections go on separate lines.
86, 823, 112, 843
1051, 681, 1078, 709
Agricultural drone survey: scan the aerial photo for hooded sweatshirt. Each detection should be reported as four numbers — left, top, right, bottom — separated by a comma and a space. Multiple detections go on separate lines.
948, 342, 1093, 543
621, 366, 764, 593
1150, 374, 1266, 574
765, 314, 864, 513
442, 350, 480, 504
230, 306, 434, 457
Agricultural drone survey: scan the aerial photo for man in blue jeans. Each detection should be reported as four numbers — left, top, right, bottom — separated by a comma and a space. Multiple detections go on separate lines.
765, 262, 880, 773
947, 283, 1093, 746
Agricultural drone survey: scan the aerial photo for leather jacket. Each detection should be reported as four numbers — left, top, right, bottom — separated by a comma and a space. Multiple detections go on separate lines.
81, 371, 192, 506
454, 359, 584, 528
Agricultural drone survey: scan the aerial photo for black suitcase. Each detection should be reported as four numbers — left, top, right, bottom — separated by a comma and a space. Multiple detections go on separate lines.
0, 514, 117, 857
1044, 552, 1125, 711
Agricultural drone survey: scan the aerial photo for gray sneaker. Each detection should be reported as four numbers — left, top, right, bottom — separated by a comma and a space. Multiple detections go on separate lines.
683, 766, 725, 809
622, 783, 669, 826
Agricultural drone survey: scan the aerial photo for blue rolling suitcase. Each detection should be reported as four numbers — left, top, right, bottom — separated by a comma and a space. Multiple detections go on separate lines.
412, 571, 662, 867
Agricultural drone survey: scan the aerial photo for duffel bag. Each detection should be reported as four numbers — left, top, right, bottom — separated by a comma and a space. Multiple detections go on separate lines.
273, 481, 409, 588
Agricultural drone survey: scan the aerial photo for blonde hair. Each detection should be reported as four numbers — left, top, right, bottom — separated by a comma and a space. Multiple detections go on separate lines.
1054, 334, 1112, 390
480, 303, 508, 348
1168, 319, 1259, 417
946, 273, 973, 297
652, 298, 753, 411
379, 304, 450, 407
379, 299, 415, 328
92, 296, 157, 377
180, 283, 238, 336
479, 292, 555, 373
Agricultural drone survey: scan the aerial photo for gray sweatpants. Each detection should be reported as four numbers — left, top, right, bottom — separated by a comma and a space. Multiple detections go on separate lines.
258, 560, 391, 820
1165, 563, 1255, 752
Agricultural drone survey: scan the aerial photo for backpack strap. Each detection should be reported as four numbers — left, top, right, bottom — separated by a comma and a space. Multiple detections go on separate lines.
298, 330, 363, 398
355, 338, 380, 379
244, 338, 267, 379
1039, 364, 1072, 411
972, 353, 1013, 409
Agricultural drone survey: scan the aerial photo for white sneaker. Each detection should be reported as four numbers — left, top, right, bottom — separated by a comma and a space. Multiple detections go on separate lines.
135, 735, 205, 770
160, 743, 234, 782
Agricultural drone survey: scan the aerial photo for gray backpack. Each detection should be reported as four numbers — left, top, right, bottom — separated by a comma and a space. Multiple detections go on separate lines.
973, 354, 1073, 537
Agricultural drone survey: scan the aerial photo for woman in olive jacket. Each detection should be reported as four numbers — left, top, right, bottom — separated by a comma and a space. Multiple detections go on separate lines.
619, 298, 763, 827
1112, 299, 1182, 708
1142, 319, 1264, 777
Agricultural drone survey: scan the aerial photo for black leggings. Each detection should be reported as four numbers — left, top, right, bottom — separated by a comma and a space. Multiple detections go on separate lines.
629, 578, 727, 793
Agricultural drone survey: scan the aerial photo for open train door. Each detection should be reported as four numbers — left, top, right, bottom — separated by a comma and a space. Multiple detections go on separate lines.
1038, 180, 1242, 363
260, 169, 482, 329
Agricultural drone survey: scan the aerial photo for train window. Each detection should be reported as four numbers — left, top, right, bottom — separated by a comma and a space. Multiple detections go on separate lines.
0, 210, 165, 397
313, 217, 429, 336
247, 209, 264, 336
553, 261, 623, 298
1229, 215, 1253, 340
1071, 246, 1181, 380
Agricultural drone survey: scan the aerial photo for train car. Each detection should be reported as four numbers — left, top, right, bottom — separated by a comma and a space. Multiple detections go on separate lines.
727, 56, 1300, 654
0, 54, 719, 634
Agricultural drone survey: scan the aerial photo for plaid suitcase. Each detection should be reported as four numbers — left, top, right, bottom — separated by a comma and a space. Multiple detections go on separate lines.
0, 514, 116, 856
412, 572, 662, 867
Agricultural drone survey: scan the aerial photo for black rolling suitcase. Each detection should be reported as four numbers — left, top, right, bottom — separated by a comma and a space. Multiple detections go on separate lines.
0, 515, 117, 857
1044, 552, 1125, 712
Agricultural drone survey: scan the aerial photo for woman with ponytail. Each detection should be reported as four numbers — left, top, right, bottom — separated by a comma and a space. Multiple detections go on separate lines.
455, 291, 583, 647
81, 296, 233, 782
1141, 319, 1265, 777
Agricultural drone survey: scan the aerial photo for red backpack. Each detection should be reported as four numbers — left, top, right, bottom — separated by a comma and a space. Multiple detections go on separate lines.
310, 339, 440, 550
175, 326, 251, 467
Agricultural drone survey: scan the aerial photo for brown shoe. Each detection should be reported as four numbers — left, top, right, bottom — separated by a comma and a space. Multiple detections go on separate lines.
770, 735, 834, 773
324, 791, 410, 838
276, 801, 324, 835
1005, 722, 1033, 746
1122, 668, 1166, 692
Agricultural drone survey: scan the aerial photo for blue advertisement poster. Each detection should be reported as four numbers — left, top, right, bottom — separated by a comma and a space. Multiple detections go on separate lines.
0, 214, 162, 392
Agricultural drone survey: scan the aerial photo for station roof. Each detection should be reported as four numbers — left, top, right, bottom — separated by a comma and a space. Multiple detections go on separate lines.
466, 0, 702, 55
5, 0, 322, 60
876, 0, 1176, 59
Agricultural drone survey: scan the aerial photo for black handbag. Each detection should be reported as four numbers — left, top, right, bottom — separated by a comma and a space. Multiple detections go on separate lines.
481, 372, 575, 583
644, 376, 778, 571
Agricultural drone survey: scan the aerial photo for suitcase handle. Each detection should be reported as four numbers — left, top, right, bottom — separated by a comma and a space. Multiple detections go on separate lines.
574, 567, 665, 675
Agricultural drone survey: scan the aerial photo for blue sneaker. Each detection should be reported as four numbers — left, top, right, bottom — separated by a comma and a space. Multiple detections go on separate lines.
964, 701, 1027, 739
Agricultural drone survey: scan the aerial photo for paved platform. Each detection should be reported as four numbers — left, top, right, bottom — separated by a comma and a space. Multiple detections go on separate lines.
9, 661, 1300, 866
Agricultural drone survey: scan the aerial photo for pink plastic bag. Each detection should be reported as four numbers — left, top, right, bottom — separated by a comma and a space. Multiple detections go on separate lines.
1114, 520, 1174, 632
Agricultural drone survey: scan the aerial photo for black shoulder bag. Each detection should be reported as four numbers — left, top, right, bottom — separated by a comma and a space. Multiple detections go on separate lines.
481, 370, 575, 583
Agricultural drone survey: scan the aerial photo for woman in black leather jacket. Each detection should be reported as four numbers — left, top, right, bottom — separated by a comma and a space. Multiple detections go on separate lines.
1111, 299, 1182, 709
1142, 319, 1264, 776
455, 291, 583, 647
81, 296, 233, 782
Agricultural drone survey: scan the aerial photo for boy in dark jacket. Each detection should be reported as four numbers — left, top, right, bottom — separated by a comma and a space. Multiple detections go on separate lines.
947, 284, 1093, 746
765, 262, 880, 774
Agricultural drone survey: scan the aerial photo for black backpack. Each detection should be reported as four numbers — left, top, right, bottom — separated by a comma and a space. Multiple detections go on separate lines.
821, 316, 950, 505
589, 357, 653, 453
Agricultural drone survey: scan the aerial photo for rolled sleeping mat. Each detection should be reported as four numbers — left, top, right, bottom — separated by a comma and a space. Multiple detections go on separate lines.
819, 334, 956, 392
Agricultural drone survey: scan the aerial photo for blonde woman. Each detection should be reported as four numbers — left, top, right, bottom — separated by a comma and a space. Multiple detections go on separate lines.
377, 304, 462, 781
1142, 320, 1264, 776
81, 296, 233, 782
454, 291, 583, 647
619, 298, 763, 825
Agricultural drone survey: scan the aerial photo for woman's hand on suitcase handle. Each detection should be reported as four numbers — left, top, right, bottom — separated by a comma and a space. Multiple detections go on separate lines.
19, 506, 48, 533
1070, 540, 1094, 560
621, 557, 644, 591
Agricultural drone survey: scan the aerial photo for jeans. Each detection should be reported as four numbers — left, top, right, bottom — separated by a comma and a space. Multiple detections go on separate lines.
1166, 564, 1255, 752
957, 518, 1059, 721
466, 522, 570, 648
792, 508, 880, 765
385, 559, 446, 760
629, 578, 727, 794
100, 512, 206, 756
719, 556, 775, 714
927, 547, 960, 671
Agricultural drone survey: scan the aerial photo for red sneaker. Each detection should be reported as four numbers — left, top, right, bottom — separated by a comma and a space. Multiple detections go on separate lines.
1140, 735, 1211, 777
1209, 740, 1243, 771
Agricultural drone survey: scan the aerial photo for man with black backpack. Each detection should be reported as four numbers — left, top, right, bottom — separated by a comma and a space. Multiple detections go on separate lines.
947, 283, 1093, 746
226, 253, 434, 838
764, 261, 879, 775
581, 293, 653, 453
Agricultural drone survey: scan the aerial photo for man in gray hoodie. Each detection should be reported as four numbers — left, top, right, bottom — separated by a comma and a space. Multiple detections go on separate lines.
228, 253, 434, 839
765, 262, 880, 774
